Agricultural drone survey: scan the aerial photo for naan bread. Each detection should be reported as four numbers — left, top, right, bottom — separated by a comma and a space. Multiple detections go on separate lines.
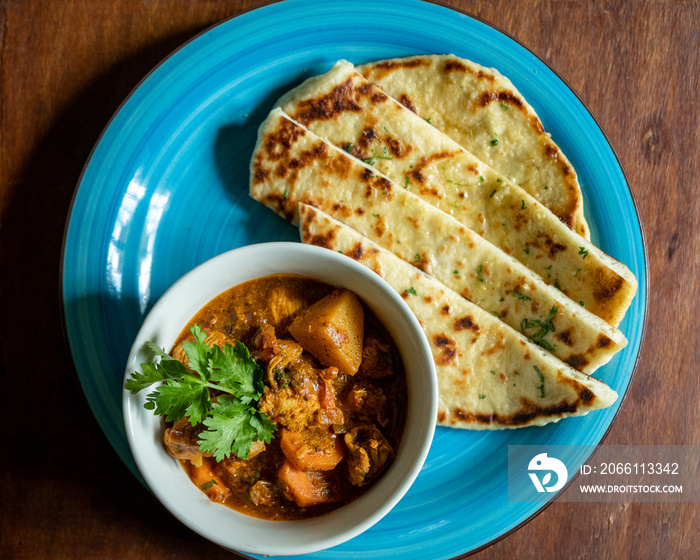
298, 204, 618, 429
275, 60, 637, 327
249, 108, 627, 374
358, 54, 590, 238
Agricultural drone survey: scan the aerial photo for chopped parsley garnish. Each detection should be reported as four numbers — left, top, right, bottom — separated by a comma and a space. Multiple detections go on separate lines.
521, 200, 526, 210
489, 189, 497, 198
520, 306, 558, 352
478, 393, 487, 399
579, 246, 589, 259
501, 102, 508, 110
490, 133, 499, 146
476, 264, 486, 283
447, 179, 469, 187
200, 480, 218, 491
404, 176, 410, 189
534, 365, 545, 398
405, 286, 418, 296
125, 324, 275, 461
345, 143, 354, 154
509, 290, 532, 301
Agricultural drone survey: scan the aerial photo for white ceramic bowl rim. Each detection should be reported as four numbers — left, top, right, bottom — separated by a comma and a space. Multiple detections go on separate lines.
123, 242, 437, 556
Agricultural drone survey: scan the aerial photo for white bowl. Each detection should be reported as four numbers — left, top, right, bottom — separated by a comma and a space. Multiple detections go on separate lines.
123, 242, 437, 556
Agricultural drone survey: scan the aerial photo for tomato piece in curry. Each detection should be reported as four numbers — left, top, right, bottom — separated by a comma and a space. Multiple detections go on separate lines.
163, 274, 407, 520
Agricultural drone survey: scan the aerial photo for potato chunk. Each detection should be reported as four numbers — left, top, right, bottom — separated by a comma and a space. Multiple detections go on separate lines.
288, 288, 364, 375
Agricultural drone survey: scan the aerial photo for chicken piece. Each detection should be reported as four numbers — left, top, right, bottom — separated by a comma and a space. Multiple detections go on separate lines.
343, 379, 389, 428
249, 480, 276, 508
357, 331, 396, 380
163, 417, 204, 465
268, 286, 307, 328
259, 360, 322, 431
344, 425, 394, 487
251, 324, 305, 388
217, 456, 262, 495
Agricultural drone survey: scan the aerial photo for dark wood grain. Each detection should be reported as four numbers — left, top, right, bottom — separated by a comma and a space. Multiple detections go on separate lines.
1, 1, 697, 559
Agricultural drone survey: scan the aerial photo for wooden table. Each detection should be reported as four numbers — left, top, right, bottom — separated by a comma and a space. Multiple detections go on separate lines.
1, 1, 697, 558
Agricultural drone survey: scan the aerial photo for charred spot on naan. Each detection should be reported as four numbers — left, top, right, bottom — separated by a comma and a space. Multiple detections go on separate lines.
564, 354, 589, 371
448, 372, 597, 427
359, 57, 431, 81
592, 266, 626, 319
432, 333, 458, 366
454, 315, 480, 333
299, 206, 338, 249
441, 57, 497, 83
287, 76, 390, 127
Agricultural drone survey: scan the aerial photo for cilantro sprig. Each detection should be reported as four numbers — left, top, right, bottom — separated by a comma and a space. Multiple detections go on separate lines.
126, 325, 275, 461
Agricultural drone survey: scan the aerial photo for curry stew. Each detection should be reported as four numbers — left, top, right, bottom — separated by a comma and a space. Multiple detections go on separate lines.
163, 274, 407, 520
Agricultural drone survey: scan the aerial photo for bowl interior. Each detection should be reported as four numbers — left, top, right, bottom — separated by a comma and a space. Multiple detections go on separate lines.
123, 242, 437, 556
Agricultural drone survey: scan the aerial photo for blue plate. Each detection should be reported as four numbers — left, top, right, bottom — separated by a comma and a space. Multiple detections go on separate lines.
61, 0, 647, 558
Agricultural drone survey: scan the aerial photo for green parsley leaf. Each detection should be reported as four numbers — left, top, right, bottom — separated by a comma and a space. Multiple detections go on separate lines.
199, 396, 275, 462
579, 246, 589, 259
509, 290, 532, 301
126, 325, 275, 460
405, 286, 418, 296
534, 365, 546, 398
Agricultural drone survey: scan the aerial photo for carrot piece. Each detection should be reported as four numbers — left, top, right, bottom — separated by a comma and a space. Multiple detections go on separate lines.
279, 428, 345, 471
278, 460, 336, 507
188, 459, 229, 503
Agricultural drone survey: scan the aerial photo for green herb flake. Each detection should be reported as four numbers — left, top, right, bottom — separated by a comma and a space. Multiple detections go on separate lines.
580, 300, 585, 307
200, 480, 218, 491
533, 365, 546, 398
478, 393, 487, 399
579, 246, 590, 259
521, 200, 526, 210
404, 176, 410, 189
479, 176, 485, 182
405, 286, 418, 296
520, 306, 558, 352
345, 143, 354, 154
509, 290, 532, 301
489, 189, 497, 198
501, 102, 509, 110
476, 264, 486, 283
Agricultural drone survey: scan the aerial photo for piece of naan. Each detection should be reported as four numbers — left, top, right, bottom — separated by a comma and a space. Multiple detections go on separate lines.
298, 204, 618, 429
358, 54, 590, 238
249, 108, 627, 374
275, 60, 637, 327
